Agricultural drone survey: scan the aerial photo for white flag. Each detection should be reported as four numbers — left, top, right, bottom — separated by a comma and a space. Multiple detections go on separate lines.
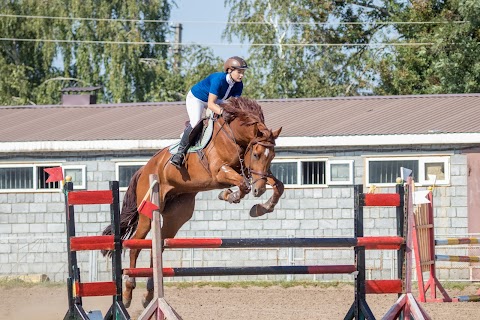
413, 190, 431, 205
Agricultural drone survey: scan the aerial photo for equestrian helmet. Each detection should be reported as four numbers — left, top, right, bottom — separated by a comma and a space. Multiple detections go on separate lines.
224, 56, 248, 73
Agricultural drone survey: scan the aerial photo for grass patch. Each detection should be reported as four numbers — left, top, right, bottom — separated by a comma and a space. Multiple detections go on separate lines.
0, 278, 63, 289
441, 281, 475, 291
0, 279, 353, 290
164, 280, 353, 289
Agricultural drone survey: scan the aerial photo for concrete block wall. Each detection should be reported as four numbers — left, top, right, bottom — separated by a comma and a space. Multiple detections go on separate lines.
0, 152, 473, 283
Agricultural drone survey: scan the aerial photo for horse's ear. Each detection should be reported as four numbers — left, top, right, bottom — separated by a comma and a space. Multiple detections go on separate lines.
272, 127, 282, 140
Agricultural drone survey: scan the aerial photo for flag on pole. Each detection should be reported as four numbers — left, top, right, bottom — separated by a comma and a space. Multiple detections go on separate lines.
413, 190, 431, 205
138, 199, 159, 219
400, 167, 413, 181
44, 167, 64, 183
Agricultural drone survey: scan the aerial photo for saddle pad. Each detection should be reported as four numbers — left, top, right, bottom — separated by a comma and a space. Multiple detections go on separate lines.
168, 117, 214, 154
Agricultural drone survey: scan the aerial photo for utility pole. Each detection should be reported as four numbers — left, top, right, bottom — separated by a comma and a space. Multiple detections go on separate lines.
173, 23, 183, 71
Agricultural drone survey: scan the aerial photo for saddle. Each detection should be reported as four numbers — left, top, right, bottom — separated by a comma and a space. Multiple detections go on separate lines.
168, 116, 214, 155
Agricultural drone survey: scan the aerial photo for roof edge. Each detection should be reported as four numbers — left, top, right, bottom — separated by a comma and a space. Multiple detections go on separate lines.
1, 133, 480, 153
2, 93, 480, 109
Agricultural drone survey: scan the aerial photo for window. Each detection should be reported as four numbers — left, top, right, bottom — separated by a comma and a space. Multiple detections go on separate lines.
366, 156, 450, 186
0, 163, 66, 192
0, 165, 33, 190
327, 160, 354, 185
115, 162, 146, 189
368, 159, 419, 184
270, 161, 298, 185
270, 159, 353, 187
421, 157, 450, 185
63, 165, 87, 189
302, 161, 325, 185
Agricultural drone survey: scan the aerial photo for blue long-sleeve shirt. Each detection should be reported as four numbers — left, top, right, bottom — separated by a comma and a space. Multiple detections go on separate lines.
190, 72, 243, 102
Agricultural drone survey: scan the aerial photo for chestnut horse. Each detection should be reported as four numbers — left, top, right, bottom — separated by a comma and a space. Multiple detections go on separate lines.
102, 97, 284, 308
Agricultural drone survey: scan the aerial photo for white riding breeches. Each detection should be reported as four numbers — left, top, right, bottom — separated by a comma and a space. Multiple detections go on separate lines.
186, 90, 222, 127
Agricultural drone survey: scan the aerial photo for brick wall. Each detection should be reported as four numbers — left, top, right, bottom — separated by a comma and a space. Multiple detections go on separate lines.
0, 151, 475, 283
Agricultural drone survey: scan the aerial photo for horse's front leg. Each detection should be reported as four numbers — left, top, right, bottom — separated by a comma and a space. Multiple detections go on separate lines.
216, 165, 250, 204
250, 173, 284, 217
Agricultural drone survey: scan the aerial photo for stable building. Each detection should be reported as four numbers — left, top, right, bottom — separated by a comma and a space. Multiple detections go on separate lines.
0, 93, 479, 282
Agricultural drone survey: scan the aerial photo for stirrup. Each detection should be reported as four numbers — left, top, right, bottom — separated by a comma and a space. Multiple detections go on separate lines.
169, 154, 184, 169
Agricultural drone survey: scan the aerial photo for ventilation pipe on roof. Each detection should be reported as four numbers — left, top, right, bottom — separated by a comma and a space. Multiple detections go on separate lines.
61, 86, 102, 106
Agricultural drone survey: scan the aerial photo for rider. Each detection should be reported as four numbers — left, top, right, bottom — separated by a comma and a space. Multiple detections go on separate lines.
169, 56, 249, 168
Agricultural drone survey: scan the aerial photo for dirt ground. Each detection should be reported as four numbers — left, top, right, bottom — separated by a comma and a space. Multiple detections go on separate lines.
0, 283, 479, 320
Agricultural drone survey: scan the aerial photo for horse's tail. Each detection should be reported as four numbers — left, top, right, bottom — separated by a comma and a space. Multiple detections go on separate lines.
101, 167, 144, 257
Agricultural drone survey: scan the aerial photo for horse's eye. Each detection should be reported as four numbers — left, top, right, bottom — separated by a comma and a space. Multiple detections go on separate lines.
253, 153, 260, 160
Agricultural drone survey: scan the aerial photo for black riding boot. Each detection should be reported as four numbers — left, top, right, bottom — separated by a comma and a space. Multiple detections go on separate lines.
169, 124, 193, 168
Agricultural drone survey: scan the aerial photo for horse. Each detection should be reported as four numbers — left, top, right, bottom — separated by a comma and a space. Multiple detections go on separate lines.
102, 96, 284, 308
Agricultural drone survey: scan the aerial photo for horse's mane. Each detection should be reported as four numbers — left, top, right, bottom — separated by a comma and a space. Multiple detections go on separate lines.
221, 97, 265, 126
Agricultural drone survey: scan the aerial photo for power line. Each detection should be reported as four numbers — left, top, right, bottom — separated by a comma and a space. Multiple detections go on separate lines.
0, 13, 468, 26
0, 37, 436, 47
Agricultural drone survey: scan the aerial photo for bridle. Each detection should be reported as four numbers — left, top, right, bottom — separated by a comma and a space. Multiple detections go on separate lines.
215, 117, 275, 187
244, 139, 275, 185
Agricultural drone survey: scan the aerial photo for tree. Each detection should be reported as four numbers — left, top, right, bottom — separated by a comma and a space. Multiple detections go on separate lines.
224, 0, 480, 98
144, 45, 223, 102
0, 0, 181, 105
372, 0, 480, 94
224, 0, 397, 98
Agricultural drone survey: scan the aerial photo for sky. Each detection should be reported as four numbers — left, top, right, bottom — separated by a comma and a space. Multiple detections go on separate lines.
169, 0, 249, 59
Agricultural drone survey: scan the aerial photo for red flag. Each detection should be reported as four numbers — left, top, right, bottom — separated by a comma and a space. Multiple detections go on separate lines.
138, 199, 159, 219
44, 167, 64, 183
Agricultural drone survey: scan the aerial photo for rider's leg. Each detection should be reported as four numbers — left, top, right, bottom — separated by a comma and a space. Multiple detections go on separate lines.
169, 91, 204, 168
169, 123, 193, 168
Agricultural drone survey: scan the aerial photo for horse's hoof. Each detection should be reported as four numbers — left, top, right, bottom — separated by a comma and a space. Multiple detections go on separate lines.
228, 195, 241, 204
142, 291, 154, 308
123, 298, 132, 308
250, 204, 268, 217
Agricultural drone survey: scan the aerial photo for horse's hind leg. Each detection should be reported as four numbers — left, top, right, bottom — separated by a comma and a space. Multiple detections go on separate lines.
142, 192, 196, 307
123, 214, 152, 308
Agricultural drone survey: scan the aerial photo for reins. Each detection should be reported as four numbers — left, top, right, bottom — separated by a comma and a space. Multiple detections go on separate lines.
215, 116, 274, 187
245, 139, 275, 185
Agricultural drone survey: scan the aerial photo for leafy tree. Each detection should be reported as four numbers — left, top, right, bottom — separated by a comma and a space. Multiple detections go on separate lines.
372, 0, 480, 94
144, 45, 223, 102
0, 0, 181, 105
224, 0, 480, 97
224, 0, 397, 98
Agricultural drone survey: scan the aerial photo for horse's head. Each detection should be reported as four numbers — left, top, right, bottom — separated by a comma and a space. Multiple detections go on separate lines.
245, 126, 282, 197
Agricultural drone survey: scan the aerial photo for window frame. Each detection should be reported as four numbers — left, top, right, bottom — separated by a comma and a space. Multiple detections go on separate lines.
326, 160, 354, 185
63, 165, 87, 189
115, 161, 148, 191
419, 156, 450, 186
0, 162, 63, 193
270, 157, 349, 188
365, 156, 450, 187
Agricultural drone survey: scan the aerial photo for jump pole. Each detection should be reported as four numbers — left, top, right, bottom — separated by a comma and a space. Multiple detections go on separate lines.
136, 174, 181, 320
123, 236, 404, 250
382, 177, 431, 320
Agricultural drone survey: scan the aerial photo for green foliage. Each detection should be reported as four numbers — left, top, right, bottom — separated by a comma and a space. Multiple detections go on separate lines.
225, 0, 480, 97
224, 0, 395, 98
0, 0, 193, 105
371, 0, 480, 94
3, 1, 479, 104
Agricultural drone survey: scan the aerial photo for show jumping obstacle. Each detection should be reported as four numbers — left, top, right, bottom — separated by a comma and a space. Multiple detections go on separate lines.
121, 175, 429, 320
63, 175, 431, 319
413, 191, 480, 302
63, 180, 130, 320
